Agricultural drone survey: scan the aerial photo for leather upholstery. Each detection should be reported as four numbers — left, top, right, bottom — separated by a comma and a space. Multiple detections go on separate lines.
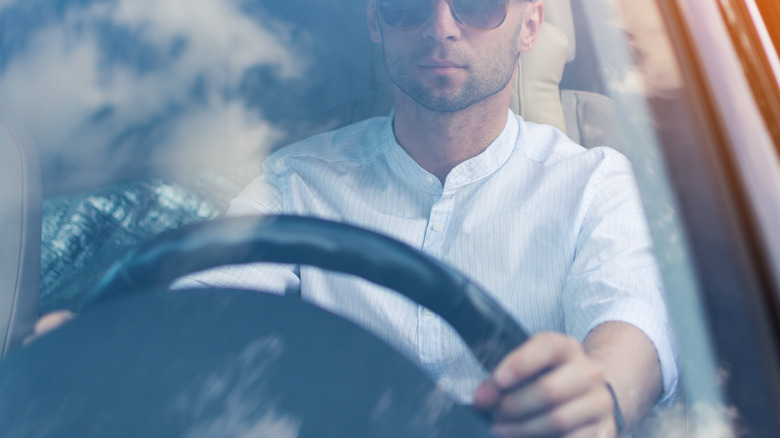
510, 0, 623, 150
0, 121, 41, 357
542, 0, 577, 63
561, 89, 623, 149
511, 21, 570, 133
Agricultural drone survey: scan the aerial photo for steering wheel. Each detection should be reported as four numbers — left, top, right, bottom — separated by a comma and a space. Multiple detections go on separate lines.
0, 215, 529, 437
92, 214, 529, 370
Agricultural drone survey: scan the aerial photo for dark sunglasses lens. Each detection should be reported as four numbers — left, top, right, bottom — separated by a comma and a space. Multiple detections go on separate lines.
452, 0, 506, 29
380, 0, 432, 27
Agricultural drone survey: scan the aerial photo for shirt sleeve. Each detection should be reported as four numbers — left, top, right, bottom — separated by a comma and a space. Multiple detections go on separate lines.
171, 166, 301, 295
561, 149, 678, 407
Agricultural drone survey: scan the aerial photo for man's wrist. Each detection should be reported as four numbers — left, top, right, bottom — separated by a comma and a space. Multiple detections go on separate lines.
605, 382, 625, 435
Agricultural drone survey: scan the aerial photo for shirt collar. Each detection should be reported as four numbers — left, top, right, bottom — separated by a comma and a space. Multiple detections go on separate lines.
380, 109, 520, 192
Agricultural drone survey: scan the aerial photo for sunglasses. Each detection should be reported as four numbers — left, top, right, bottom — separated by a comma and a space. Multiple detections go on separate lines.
379, 0, 522, 31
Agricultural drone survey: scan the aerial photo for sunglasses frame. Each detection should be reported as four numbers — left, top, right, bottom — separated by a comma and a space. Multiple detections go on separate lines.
379, 0, 510, 32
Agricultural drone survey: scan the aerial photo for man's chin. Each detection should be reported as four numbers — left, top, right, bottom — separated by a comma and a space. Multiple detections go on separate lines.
390, 77, 486, 112
398, 81, 506, 113
409, 92, 479, 113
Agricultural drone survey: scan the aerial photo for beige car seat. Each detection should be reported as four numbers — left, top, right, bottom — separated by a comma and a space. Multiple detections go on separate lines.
510, 0, 622, 150
0, 121, 41, 357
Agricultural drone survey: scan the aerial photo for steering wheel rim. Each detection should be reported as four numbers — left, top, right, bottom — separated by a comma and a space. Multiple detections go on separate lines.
90, 214, 528, 371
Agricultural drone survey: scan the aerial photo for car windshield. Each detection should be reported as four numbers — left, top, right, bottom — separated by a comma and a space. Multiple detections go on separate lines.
4, 0, 376, 311
2, 0, 780, 436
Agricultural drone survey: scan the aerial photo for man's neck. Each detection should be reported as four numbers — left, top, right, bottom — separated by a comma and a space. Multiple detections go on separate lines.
392, 89, 512, 183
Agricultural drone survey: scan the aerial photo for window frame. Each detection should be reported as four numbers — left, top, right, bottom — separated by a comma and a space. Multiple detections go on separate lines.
636, 0, 780, 434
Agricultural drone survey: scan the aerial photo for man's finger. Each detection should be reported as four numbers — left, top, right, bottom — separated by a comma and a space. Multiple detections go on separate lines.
24, 310, 76, 345
492, 354, 604, 421
491, 384, 613, 438
473, 378, 502, 411
562, 420, 615, 438
492, 332, 583, 390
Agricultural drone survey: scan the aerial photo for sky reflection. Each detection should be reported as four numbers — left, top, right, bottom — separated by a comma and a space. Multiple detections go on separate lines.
0, 0, 369, 193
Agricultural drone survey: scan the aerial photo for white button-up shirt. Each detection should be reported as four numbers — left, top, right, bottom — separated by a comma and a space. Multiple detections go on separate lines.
179, 111, 677, 405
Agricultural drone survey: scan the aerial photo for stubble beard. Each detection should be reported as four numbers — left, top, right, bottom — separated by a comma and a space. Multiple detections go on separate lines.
381, 26, 522, 113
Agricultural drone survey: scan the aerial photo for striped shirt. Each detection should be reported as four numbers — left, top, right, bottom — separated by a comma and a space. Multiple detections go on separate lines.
179, 110, 677, 405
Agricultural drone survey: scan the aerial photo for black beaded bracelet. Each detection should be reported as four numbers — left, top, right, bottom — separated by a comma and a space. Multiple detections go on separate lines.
605, 382, 625, 435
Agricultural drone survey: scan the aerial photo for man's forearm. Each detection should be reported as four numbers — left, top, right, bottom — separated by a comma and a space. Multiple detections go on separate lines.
583, 321, 664, 433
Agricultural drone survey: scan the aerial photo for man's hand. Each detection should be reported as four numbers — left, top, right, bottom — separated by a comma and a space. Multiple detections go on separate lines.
23, 310, 75, 345
473, 332, 618, 438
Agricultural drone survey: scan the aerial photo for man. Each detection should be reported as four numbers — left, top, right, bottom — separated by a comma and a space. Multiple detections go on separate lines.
37, 0, 676, 436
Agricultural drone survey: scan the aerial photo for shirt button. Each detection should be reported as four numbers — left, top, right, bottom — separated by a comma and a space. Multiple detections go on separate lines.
423, 308, 434, 317
424, 176, 435, 187
431, 222, 443, 232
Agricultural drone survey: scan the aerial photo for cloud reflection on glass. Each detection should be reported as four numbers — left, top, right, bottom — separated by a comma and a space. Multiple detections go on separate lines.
0, 0, 366, 193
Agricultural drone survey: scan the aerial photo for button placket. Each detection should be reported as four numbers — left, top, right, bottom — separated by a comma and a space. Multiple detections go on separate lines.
416, 304, 443, 372
421, 195, 452, 255
416, 192, 453, 368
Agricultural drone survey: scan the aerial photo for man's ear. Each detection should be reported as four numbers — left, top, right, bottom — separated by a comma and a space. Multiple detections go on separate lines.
367, 0, 383, 43
518, 1, 544, 52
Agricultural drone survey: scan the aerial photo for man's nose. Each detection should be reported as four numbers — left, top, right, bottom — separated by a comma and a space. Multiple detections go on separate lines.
421, 0, 463, 42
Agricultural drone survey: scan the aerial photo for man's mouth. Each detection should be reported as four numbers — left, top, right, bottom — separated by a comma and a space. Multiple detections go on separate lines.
418, 60, 466, 74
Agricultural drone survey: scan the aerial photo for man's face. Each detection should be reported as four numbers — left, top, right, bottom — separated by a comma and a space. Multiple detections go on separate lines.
368, 0, 541, 112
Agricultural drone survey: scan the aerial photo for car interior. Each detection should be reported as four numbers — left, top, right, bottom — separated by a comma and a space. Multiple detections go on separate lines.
0, 0, 624, 355
0, 0, 689, 435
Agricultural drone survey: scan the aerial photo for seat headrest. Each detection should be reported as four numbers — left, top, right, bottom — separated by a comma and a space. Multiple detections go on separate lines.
510, 19, 570, 133
508, 0, 576, 133
542, 0, 576, 63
